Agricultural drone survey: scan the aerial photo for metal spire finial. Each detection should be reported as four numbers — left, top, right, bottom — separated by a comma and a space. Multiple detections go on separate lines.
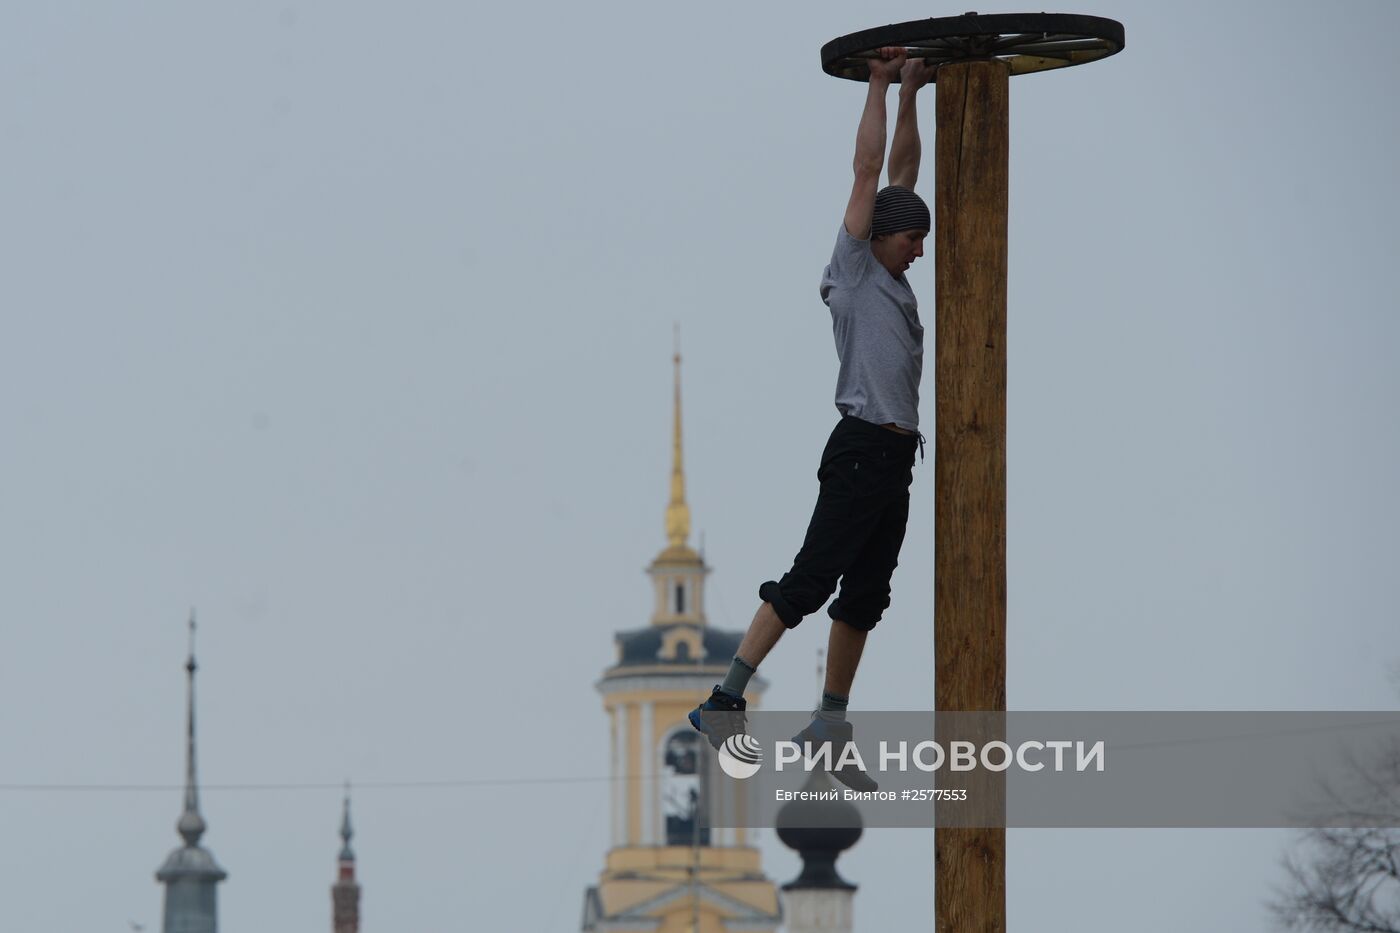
177, 610, 207, 847
665, 325, 691, 549
339, 783, 355, 862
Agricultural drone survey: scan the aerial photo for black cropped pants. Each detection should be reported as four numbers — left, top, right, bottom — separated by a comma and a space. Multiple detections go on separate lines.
760, 415, 918, 632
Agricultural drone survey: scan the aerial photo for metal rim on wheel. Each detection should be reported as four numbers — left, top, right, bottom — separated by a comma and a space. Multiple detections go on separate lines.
821, 12, 1125, 82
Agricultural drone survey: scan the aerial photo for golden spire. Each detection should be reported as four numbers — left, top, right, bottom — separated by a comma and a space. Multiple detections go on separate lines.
665, 325, 691, 549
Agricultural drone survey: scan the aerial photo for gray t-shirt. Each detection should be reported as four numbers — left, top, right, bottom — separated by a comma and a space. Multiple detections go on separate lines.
819, 225, 924, 431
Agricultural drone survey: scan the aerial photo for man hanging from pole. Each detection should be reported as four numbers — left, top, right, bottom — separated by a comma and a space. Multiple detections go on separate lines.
692, 48, 935, 792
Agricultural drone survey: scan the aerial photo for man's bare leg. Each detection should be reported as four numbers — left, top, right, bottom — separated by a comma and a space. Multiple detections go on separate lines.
692, 602, 787, 745
735, 601, 786, 669
824, 617, 868, 699
708, 602, 787, 701
796, 616, 878, 791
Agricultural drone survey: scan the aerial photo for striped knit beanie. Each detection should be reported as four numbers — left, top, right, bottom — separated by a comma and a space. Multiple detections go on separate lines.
871, 185, 930, 237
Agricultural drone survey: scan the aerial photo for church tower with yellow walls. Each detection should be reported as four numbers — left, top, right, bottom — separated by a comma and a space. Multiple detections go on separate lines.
581, 344, 781, 933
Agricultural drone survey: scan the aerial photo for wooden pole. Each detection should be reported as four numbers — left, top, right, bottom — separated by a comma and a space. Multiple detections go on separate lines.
934, 58, 1009, 933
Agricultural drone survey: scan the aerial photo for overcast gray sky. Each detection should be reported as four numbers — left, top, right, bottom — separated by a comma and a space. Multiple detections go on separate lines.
2, 1, 1398, 931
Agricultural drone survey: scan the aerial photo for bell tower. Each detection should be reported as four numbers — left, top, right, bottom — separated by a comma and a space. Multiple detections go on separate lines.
581, 339, 780, 933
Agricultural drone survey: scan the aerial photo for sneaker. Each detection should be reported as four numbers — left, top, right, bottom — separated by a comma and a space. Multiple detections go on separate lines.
792, 714, 879, 793
688, 686, 748, 751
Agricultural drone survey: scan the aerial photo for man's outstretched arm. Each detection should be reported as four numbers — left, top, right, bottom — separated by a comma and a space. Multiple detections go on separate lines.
888, 58, 936, 190
843, 48, 906, 240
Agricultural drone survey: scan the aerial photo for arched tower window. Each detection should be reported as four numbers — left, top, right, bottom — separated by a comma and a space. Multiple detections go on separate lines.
674, 581, 686, 615
662, 730, 709, 846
